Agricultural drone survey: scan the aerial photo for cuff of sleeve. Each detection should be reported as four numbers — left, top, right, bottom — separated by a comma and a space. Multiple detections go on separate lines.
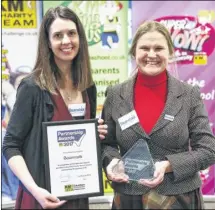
165, 153, 197, 183
103, 153, 121, 167
102, 153, 121, 175
3, 148, 22, 162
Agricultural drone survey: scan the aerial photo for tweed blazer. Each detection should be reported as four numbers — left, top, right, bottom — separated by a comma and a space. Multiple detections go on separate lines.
101, 73, 215, 195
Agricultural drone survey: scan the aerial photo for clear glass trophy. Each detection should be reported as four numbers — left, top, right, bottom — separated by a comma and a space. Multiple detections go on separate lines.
113, 139, 155, 181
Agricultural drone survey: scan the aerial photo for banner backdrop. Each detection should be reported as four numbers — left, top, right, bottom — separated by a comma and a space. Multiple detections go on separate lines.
43, 0, 129, 194
1, 0, 43, 202
131, 1, 215, 195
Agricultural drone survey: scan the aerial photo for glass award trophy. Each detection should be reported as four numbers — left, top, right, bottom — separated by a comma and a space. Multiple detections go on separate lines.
113, 139, 155, 181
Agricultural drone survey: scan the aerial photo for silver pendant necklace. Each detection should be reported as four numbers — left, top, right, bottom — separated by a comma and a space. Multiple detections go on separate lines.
64, 91, 73, 101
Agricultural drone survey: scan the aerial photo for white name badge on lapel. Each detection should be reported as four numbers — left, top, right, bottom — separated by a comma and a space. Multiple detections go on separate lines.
118, 110, 139, 131
164, 114, 174, 121
68, 103, 86, 117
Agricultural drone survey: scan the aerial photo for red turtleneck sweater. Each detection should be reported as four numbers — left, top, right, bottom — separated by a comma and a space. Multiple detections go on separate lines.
134, 70, 167, 135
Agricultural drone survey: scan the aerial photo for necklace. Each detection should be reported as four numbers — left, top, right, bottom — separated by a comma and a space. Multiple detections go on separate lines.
63, 91, 73, 101
61, 89, 79, 102
57, 83, 78, 102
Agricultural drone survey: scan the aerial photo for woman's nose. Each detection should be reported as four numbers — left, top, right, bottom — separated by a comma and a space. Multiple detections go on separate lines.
147, 49, 156, 57
61, 34, 70, 44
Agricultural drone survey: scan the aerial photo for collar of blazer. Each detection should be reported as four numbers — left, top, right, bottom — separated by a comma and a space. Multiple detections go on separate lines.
118, 71, 185, 136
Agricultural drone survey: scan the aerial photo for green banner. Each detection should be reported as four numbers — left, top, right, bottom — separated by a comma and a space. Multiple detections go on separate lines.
43, 1, 129, 116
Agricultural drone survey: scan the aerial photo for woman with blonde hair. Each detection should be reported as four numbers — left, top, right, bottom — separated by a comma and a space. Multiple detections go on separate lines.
101, 20, 215, 209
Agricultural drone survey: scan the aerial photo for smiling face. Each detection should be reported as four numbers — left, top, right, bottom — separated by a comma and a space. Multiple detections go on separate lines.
49, 18, 80, 64
135, 31, 170, 76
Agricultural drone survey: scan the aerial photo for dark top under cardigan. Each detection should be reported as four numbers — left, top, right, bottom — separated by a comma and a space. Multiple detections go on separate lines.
3, 75, 97, 193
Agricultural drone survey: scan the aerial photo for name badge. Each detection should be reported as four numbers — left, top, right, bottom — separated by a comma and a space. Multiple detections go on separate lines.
118, 110, 139, 131
68, 103, 86, 117
164, 114, 174, 121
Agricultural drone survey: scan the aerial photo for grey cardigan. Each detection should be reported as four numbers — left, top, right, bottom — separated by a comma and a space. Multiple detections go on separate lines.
101, 73, 215, 195
3, 75, 97, 192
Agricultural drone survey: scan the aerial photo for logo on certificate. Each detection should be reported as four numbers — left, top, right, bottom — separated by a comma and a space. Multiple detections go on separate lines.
57, 129, 86, 147
64, 184, 86, 192
64, 184, 74, 192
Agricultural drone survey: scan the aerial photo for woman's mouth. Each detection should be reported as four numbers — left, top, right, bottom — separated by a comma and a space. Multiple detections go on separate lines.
146, 61, 160, 66
61, 47, 74, 52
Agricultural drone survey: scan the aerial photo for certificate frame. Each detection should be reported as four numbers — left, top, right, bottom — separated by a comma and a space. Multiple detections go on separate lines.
42, 119, 104, 200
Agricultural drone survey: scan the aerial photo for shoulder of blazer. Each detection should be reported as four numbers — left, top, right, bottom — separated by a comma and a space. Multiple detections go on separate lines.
105, 76, 136, 97
168, 75, 195, 97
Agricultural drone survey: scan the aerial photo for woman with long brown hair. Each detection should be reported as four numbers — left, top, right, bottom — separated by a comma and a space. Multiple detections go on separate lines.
3, 6, 107, 209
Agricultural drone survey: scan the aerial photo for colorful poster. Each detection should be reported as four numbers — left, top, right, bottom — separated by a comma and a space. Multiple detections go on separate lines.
43, 1, 129, 116
1, 1, 43, 202
2, 0, 37, 29
132, 1, 215, 195
43, 1, 129, 194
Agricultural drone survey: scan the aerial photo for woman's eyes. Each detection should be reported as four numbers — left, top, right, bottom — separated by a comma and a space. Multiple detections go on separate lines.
54, 31, 77, 39
155, 47, 163, 51
54, 33, 62, 38
140, 47, 163, 51
141, 47, 150, 51
68, 31, 77, 36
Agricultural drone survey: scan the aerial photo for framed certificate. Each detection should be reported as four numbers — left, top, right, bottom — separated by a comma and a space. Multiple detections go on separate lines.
42, 119, 104, 200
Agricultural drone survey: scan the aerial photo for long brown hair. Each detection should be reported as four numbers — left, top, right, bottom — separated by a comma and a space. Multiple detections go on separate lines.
32, 6, 93, 94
